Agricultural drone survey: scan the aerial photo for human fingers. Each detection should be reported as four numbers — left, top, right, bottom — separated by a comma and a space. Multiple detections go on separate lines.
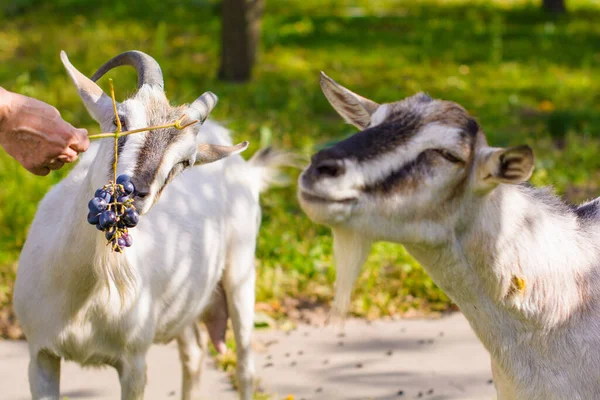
38, 112, 87, 149
57, 154, 77, 164
47, 159, 65, 171
69, 128, 90, 153
59, 147, 79, 163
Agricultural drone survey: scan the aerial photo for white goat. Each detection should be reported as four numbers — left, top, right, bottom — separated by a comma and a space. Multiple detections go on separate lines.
298, 72, 600, 400
14, 50, 285, 400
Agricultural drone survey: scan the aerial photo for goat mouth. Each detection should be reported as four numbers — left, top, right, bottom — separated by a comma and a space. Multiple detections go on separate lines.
300, 191, 357, 204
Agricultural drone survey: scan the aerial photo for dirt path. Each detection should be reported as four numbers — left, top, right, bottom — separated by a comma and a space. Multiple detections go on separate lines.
0, 313, 494, 400
253, 312, 495, 400
0, 340, 237, 400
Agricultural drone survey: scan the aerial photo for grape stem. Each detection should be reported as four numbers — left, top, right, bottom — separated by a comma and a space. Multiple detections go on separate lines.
87, 118, 198, 140
87, 81, 199, 142
110, 79, 121, 184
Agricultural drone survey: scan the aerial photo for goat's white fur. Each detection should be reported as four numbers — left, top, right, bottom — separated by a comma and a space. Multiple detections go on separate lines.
299, 75, 600, 399
114, 101, 149, 178
14, 119, 272, 399
14, 55, 278, 400
321, 164, 600, 400
394, 185, 600, 400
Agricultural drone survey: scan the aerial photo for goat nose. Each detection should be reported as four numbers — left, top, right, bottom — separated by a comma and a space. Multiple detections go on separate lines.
313, 159, 345, 178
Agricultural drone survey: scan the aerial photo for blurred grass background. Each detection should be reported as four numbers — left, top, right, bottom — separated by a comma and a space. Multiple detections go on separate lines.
1, 0, 599, 329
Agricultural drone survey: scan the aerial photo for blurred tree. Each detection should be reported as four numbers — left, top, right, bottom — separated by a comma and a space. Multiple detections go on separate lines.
542, 0, 566, 13
218, 0, 264, 82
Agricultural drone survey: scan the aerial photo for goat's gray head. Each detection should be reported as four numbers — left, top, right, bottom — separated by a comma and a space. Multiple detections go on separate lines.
299, 72, 535, 315
61, 50, 247, 214
299, 72, 535, 244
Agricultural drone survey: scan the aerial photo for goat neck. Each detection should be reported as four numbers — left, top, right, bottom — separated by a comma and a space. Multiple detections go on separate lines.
407, 183, 599, 348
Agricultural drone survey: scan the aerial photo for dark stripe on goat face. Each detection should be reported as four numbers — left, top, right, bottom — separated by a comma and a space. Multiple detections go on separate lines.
314, 98, 476, 166
132, 126, 187, 193
313, 111, 424, 164
362, 149, 439, 195
130, 101, 189, 193
309, 98, 478, 196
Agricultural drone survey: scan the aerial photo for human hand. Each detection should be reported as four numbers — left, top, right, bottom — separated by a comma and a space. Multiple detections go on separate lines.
0, 88, 89, 175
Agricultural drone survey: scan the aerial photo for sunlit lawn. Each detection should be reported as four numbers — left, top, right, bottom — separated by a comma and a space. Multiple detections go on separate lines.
1, 0, 599, 325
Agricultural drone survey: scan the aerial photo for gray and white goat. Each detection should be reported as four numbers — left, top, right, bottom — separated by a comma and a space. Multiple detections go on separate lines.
14, 51, 287, 400
298, 72, 600, 400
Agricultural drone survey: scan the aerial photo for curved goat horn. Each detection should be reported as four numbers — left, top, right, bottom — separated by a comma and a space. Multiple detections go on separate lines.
91, 50, 164, 90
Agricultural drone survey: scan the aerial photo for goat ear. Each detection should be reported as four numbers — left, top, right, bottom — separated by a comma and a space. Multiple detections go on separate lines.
189, 92, 218, 124
320, 72, 379, 130
195, 141, 249, 165
60, 51, 113, 123
474, 145, 534, 189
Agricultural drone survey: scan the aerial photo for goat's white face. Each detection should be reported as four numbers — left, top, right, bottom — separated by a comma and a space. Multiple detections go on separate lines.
299, 73, 535, 245
61, 51, 247, 215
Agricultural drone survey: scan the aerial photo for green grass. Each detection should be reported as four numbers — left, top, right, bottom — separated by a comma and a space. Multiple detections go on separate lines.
1, 0, 600, 323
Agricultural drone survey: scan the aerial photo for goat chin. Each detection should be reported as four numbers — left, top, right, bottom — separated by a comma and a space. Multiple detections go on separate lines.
331, 227, 372, 318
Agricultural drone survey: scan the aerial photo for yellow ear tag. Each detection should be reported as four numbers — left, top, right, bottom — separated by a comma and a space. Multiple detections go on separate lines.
511, 275, 526, 293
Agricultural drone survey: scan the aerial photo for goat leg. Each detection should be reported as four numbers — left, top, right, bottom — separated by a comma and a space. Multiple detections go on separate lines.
29, 349, 61, 400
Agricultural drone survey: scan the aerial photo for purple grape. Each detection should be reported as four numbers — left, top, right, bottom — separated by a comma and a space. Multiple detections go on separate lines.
87, 212, 100, 225
88, 197, 108, 214
121, 181, 135, 195
95, 189, 112, 203
122, 208, 139, 228
122, 233, 133, 247
116, 175, 131, 185
99, 210, 117, 229
92, 176, 140, 252
105, 228, 116, 241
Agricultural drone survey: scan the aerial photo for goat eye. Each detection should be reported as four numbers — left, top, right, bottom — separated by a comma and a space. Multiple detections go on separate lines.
435, 149, 462, 163
164, 161, 190, 186
171, 161, 190, 176
113, 115, 128, 131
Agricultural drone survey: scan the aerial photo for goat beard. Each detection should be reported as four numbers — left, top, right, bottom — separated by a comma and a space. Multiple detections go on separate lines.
330, 227, 373, 319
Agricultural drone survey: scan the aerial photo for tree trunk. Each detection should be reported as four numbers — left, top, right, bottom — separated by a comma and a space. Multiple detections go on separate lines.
542, 0, 566, 13
218, 0, 264, 82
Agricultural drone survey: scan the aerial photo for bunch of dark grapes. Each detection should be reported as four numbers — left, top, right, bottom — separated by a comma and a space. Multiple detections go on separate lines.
87, 174, 140, 252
